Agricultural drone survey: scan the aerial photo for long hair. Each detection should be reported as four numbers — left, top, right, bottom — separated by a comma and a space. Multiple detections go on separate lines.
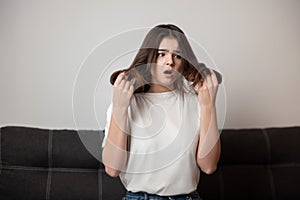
110, 24, 215, 93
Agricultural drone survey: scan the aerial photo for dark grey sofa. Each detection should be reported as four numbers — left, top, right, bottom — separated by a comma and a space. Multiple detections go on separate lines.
0, 126, 299, 200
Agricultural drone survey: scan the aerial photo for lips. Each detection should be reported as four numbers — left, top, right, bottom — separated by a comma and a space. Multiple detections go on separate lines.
164, 69, 173, 74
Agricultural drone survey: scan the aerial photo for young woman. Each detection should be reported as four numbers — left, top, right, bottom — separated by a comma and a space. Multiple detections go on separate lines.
102, 24, 221, 200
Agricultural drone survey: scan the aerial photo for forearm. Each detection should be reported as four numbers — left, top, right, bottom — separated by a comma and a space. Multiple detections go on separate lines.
197, 106, 221, 174
102, 108, 129, 177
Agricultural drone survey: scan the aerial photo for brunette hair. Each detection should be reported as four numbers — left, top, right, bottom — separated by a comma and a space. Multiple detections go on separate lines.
110, 24, 217, 93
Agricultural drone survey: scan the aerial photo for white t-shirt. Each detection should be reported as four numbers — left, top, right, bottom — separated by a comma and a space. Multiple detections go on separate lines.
103, 90, 201, 196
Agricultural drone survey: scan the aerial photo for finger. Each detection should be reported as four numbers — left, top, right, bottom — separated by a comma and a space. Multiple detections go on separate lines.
118, 79, 126, 89
198, 78, 207, 91
210, 69, 218, 86
204, 70, 212, 88
198, 79, 204, 88
124, 80, 132, 91
129, 84, 134, 94
200, 68, 208, 80
114, 72, 125, 86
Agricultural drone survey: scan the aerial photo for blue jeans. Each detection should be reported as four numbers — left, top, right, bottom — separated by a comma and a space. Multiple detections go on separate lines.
122, 191, 203, 200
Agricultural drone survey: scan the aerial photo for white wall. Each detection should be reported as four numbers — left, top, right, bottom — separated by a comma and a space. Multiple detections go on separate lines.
1, 0, 299, 130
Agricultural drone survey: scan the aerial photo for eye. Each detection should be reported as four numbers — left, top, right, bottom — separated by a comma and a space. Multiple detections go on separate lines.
173, 54, 182, 59
157, 52, 165, 57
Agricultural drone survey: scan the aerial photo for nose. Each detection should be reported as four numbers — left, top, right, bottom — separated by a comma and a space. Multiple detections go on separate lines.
165, 53, 174, 66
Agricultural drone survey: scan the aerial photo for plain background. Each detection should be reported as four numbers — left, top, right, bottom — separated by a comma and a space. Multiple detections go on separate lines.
1, 0, 299, 130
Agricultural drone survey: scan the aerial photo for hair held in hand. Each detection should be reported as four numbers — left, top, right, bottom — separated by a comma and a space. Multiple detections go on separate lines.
109, 24, 222, 94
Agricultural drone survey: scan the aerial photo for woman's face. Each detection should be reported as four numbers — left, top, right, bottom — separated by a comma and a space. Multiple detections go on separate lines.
150, 37, 183, 90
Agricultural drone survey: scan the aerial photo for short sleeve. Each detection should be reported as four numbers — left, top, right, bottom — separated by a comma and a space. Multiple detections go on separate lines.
102, 103, 113, 148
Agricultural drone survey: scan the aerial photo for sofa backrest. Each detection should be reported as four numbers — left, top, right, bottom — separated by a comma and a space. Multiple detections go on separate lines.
0, 126, 299, 199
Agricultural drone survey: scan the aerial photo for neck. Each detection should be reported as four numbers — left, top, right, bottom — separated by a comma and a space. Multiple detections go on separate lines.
147, 83, 173, 93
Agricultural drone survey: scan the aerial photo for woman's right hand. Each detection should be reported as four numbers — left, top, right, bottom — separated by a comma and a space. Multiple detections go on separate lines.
112, 72, 134, 110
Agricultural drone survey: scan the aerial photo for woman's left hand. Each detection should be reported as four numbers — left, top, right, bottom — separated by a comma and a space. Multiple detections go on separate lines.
198, 69, 219, 107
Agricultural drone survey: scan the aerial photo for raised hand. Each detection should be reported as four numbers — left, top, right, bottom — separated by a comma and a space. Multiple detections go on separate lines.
198, 69, 219, 107
112, 72, 134, 110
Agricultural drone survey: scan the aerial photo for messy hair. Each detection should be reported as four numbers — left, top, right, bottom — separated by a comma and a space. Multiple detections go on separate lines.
110, 24, 209, 93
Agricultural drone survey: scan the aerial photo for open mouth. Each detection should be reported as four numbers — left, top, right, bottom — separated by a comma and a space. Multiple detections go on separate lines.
164, 69, 173, 75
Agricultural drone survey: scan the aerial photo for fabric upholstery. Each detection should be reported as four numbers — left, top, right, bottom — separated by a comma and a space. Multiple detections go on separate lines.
0, 126, 299, 200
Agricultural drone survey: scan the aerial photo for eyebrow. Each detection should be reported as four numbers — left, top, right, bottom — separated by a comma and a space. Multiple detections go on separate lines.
158, 49, 181, 53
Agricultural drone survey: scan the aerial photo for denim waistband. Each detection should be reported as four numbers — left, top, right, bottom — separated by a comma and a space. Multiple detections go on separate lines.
124, 190, 201, 200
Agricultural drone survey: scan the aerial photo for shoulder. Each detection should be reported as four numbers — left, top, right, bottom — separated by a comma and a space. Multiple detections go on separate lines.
182, 90, 198, 101
182, 90, 200, 110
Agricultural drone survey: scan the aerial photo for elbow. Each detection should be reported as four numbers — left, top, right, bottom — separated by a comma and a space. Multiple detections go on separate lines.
102, 146, 121, 177
103, 150, 121, 177
200, 166, 217, 175
197, 158, 218, 175
105, 166, 120, 177
102, 142, 127, 178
